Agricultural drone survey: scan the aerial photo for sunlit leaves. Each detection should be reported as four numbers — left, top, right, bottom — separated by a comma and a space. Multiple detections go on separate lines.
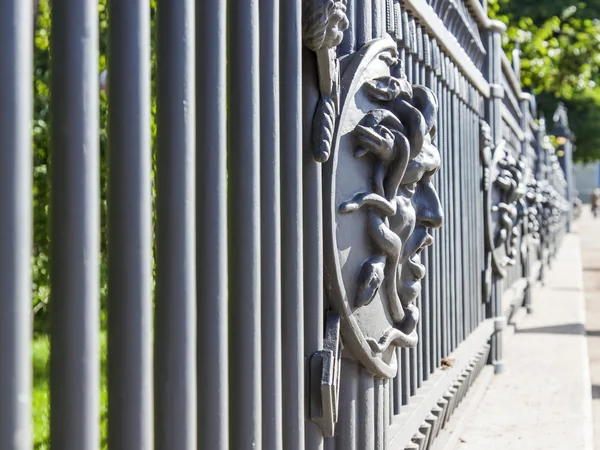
489, 0, 600, 162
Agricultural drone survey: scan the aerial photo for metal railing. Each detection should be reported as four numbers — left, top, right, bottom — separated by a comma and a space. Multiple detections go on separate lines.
0, 0, 570, 449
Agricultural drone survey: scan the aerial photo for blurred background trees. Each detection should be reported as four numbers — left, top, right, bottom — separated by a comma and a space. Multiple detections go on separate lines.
489, 0, 600, 163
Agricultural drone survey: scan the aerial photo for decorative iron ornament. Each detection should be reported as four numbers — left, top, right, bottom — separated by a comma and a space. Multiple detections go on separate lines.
308, 312, 342, 437
322, 37, 443, 378
480, 119, 528, 300
302, 0, 349, 162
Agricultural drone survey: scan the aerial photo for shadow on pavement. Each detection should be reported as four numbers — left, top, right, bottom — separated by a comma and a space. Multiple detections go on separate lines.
516, 323, 586, 336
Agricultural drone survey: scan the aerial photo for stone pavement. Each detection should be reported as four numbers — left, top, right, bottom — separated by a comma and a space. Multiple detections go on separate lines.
454, 220, 594, 449
580, 208, 600, 450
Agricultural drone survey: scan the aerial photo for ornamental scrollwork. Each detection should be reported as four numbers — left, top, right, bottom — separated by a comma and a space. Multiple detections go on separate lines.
480, 120, 528, 300
322, 37, 443, 379
493, 150, 526, 266
302, 0, 349, 162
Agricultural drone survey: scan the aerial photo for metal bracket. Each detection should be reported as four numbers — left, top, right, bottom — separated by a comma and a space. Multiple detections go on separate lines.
309, 312, 342, 437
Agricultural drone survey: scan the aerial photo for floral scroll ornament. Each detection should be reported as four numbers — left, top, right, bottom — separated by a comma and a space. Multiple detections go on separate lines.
323, 38, 443, 379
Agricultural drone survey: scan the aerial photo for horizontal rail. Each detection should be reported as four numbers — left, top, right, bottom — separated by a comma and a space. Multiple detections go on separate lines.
403, 0, 490, 96
501, 52, 522, 100
502, 104, 525, 142
388, 319, 495, 448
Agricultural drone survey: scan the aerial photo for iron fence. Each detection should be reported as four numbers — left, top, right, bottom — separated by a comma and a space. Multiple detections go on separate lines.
0, 0, 571, 449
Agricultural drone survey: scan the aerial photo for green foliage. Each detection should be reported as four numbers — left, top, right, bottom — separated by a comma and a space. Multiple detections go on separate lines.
32, 0, 53, 332
32, 334, 108, 448
493, 0, 600, 26
489, 0, 600, 162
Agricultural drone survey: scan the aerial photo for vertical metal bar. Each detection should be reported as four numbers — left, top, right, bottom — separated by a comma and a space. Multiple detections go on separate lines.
460, 86, 466, 341
467, 102, 474, 333
474, 93, 479, 326
460, 75, 467, 338
107, 0, 153, 447
441, 54, 450, 358
479, 92, 486, 323
303, 53, 325, 450
468, 92, 474, 332
340, 0, 355, 54
375, 378, 384, 447
472, 104, 478, 327
358, 372, 375, 450
356, 0, 372, 48
325, 438, 336, 450
467, 98, 474, 332
50, 0, 100, 448
484, 23, 506, 335
394, 348, 402, 412
394, 2, 401, 38
414, 23, 424, 389
421, 249, 430, 379
0, 0, 32, 447
387, 379, 393, 425
402, 37, 418, 397
401, 348, 410, 404
458, 91, 466, 342
196, 0, 228, 447
228, 0, 262, 447
434, 40, 444, 367
428, 38, 440, 372
260, 0, 283, 448
450, 62, 458, 352
479, 92, 485, 323
380, 0, 387, 37
440, 52, 447, 355
448, 66, 456, 351
371, 0, 381, 40
336, 360, 359, 450
280, 0, 305, 447
464, 92, 470, 338
155, 0, 196, 448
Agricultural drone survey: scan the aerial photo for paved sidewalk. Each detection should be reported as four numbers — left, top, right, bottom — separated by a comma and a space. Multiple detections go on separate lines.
580, 208, 600, 450
455, 231, 594, 450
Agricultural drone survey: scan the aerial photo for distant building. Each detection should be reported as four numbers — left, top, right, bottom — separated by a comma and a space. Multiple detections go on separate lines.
573, 162, 600, 202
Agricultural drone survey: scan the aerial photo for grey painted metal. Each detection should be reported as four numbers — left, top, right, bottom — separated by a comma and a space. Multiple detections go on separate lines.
356, 0, 373, 48
107, 0, 153, 448
302, 50, 326, 450
1, 0, 573, 449
280, 0, 305, 448
50, 0, 100, 449
260, 0, 283, 448
337, 360, 359, 449
359, 372, 375, 450
154, 0, 196, 448
0, 0, 32, 448
196, 0, 229, 448
552, 104, 574, 231
228, 0, 262, 448
341, 0, 356, 54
